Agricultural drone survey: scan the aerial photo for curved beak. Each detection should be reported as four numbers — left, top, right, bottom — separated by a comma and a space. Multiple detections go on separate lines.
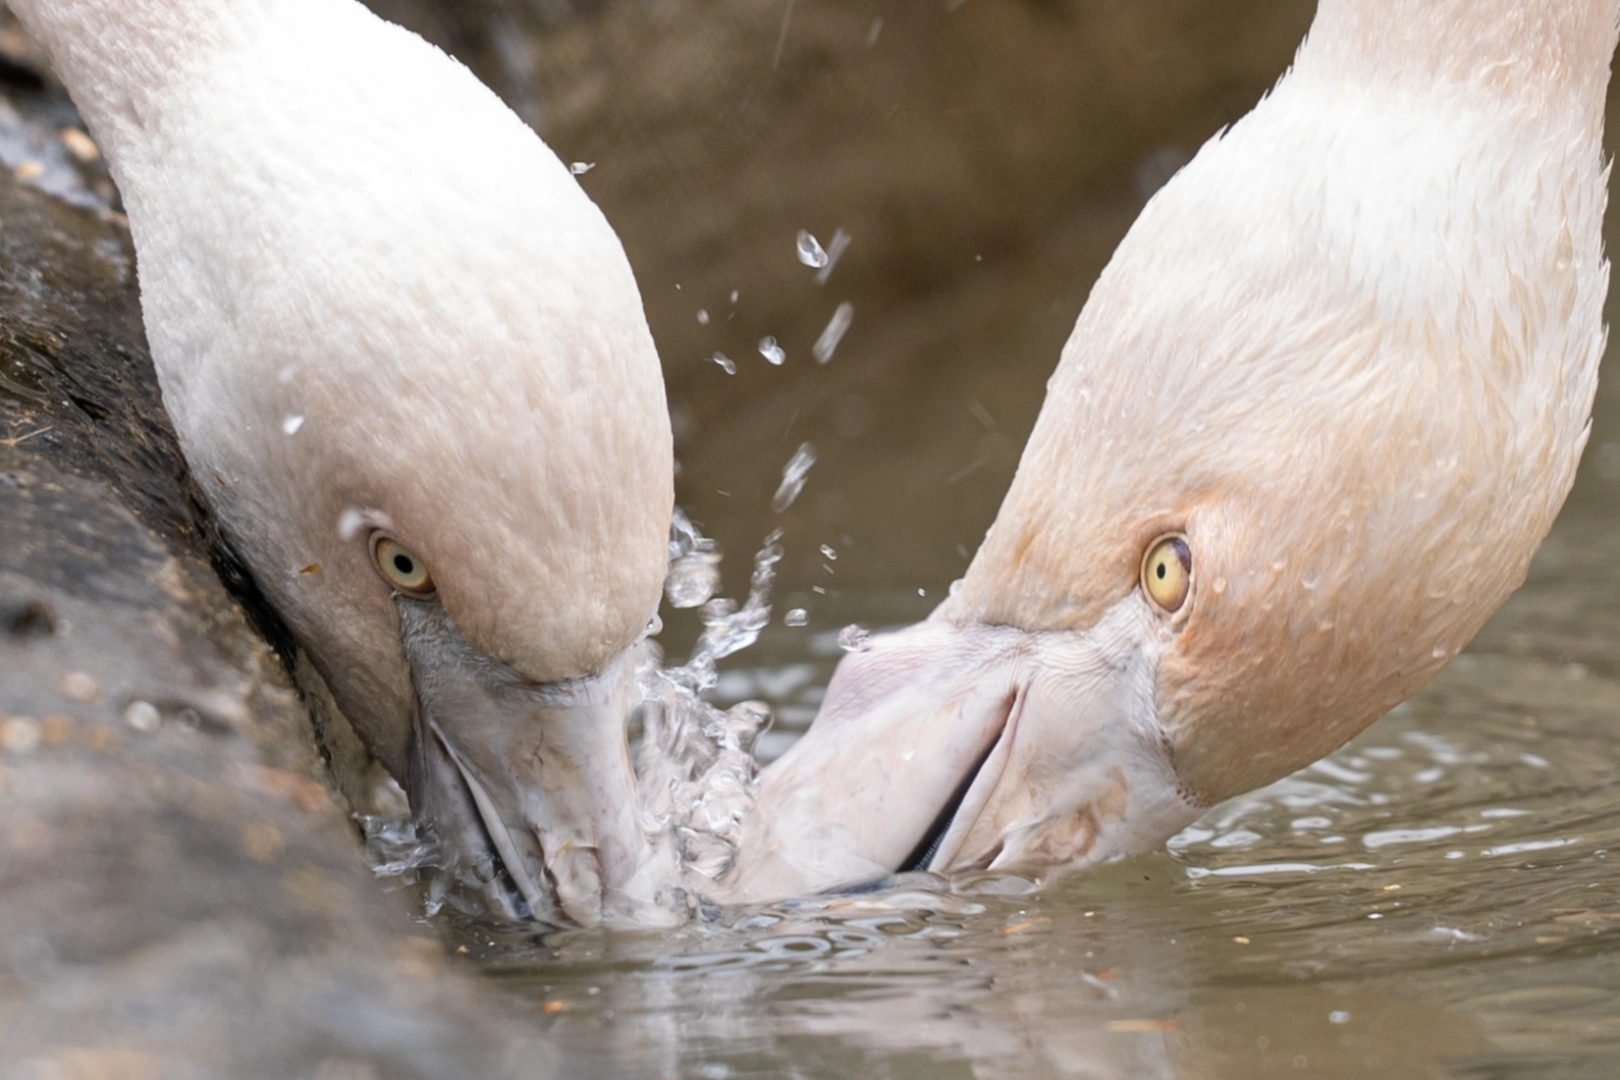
396, 598, 674, 926
725, 600, 1201, 902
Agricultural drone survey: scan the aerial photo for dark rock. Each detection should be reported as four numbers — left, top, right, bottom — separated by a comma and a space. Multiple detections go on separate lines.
0, 70, 552, 1080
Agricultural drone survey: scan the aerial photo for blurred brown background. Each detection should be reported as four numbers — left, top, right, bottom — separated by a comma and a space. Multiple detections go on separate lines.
365, 0, 1336, 629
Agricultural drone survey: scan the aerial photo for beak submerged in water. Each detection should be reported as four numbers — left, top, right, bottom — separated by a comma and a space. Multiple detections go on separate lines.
725, 598, 1201, 903
396, 598, 673, 926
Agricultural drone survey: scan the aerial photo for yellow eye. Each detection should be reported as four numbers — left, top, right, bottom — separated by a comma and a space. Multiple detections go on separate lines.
1141, 534, 1191, 615
371, 535, 435, 597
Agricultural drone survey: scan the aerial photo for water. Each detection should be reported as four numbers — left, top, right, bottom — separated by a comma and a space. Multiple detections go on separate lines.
461, 515, 1620, 1078
796, 229, 830, 269
770, 442, 817, 512
812, 301, 854, 364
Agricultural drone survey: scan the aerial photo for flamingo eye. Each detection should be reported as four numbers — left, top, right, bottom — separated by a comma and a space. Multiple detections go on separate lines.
370, 534, 435, 597
1141, 534, 1191, 615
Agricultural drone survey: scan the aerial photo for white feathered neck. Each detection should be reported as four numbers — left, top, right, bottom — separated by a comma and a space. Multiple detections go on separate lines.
8, 0, 675, 774
943, 0, 1617, 801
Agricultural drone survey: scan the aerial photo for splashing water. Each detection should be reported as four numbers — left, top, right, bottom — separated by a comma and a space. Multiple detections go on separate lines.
837, 624, 872, 652
637, 525, 783, 888
758, 336, 786, 365
771, 443, 817, 512
368, 495, 811, 919
796, 229, 829, 268
666, 507, 722, 608
815, 227, 850, 285
812, 302, 854, 364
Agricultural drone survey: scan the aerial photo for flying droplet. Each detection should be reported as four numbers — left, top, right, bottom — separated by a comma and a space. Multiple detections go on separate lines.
730, 289, 740, 304
123, 700, 161, 733
570, 161, 595, 175
837, 624, 871, 652
815, 228, 851, 285
813, 302, 854, 364
712, 352, 737, 374
758, 336, 786, 365
772, 442, 816, 512
697, 308, 710, 325
282, 414, 305, 435
783, 608, 808, 628
666, 553, 721, 608
796, 230, 829, 268
819, 544, 837, 560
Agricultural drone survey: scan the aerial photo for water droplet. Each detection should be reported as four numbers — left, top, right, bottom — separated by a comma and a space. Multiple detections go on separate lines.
917, 588, 927, 597
282, 414, 305, 435
815, 227, 851, 285
758, 336, 785, 365
783, 608, 808, 627
772, 442, 816, 512
819, 544, 837, 560
697, 308, 710, 325
569, 161, 595, 175
712, 352, 736, 375
123, 700, 161, 733
837, 624, 871, 652
730, 289, 739, 304
812, 302, 854, 364
796, 230, 829, 268
1328, 1011, 1351, 1025
666, 555, 720, 608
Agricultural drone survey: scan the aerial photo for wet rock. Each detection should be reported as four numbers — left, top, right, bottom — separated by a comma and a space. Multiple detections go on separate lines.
0, 59, 553, 1080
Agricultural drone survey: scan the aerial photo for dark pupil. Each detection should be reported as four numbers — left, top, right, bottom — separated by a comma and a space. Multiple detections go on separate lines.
393, 554, 415, 576
1156, 561, 1167, 580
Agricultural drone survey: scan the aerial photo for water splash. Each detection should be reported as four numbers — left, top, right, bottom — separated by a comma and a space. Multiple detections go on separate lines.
796, 229, 829, 268
666, 507, 722, 608
366, 515, 791, 919
815, 227, 851, 285
837, 624, 871, 652
638, 524, 782, 888
772, 443, 817, 512
812, 302, 854, 364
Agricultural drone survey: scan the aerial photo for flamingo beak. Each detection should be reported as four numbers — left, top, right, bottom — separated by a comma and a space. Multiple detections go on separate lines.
726, 599, 1202, 902
396, 598, 675, 927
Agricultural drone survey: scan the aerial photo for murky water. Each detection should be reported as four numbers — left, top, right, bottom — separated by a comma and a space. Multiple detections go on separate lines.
358, 1, 1620, 1075
444, 502, 1619, 1079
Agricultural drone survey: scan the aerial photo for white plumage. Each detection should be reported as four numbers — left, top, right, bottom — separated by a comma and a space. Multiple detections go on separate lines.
10, 0, 675, 925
